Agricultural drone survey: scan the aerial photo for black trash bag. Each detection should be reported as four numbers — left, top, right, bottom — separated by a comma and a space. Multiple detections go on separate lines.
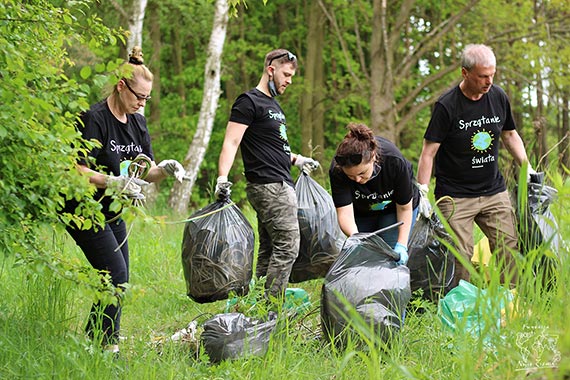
517, 172, 561, 254
201, 312, 278, 363
516, 172, 561, 289
321, 228, 411, 344
290, 172, 345, 283
181, 199, 254, 303
407, 213, 455, 300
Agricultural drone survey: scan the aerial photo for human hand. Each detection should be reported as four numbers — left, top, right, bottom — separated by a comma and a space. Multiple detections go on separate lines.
417, 183, 432, 218
106, 175, 148, 199
215, 176, 232, 201
394, 242, 409, 265
294, 154, 320, 174
158, 160, 186, 182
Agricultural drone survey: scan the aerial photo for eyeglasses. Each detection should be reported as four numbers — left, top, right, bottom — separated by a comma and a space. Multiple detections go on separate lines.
334, 153, 363, 166
268, 52, 297, 66
122, 78, 151, 101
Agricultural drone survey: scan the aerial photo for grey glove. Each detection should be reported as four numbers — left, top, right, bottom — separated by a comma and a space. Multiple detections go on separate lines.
215, 176, 232, 200
294, 154, 320, 173
158, 159, 186, 182
105, 175, 148, 199
417, 183, 432, 218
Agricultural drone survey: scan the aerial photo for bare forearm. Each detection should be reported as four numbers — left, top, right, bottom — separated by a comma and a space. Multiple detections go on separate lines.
218, 144, 238, 177
417, 155, 433, 185
502, 131, 529, 166
417, 140, 439, 185
337, 205, 358, 236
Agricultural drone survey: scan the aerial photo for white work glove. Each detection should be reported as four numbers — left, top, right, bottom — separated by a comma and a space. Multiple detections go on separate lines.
215, 176, 232, 201
417, 183, 432, 218
527, 164, 537, 183
105, 175, 148, 200
158, 160, 186, 182
294, 154, 320, 174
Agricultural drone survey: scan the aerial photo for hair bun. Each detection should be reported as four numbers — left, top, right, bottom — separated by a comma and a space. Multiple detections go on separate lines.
128, 46, 144, 65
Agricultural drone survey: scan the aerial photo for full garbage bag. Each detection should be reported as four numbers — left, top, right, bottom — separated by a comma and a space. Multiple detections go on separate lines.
517, 172, 561, 253
321, 228, 411, 344
200, 312, 277, 362
290, 172, 345, 283
407, 213, 455, 299
515, 171, 561, 288
181, 199, 254, 303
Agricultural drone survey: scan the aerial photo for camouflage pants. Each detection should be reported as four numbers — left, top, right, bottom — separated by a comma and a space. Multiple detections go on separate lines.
246, 181, 300, 298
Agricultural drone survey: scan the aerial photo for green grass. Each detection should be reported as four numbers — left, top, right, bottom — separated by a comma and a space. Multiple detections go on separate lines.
1, 187, 569, 379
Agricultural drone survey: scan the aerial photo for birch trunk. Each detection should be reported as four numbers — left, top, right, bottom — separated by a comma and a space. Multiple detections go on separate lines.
168, 0, 229, 214
127, 0, 148, 51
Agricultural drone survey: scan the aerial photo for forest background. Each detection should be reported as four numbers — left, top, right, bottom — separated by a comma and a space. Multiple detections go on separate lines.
0, 0, 569, 378
2, 0, 570, 245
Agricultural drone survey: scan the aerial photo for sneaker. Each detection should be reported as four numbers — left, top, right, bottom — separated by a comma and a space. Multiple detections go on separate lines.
103, 344, 120, 359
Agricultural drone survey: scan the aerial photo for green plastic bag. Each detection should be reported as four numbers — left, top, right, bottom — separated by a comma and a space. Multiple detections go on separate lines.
438, 280, 514, 340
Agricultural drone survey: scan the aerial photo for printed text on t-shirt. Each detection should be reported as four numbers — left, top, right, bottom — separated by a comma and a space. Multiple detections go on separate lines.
354, 189, 394, 200
110, 140, 143, 155
458, 115, 500, 130
269, 109, 286, 122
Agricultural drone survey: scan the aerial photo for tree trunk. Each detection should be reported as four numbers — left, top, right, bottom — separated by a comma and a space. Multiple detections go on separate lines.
300, 1, 326, 161
143, 0, 161, 205
171, 10, 186, 117
126, 0, 148, 51
369, 0, 396, 141
561, 93, 569, 170
168, 0, 229, 214
148, 0, 161, 128
533, 72, 547, 166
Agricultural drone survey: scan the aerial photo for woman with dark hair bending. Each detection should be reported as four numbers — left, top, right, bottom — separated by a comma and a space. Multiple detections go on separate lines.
63, 47, 185, 355
329, 123, 420, 265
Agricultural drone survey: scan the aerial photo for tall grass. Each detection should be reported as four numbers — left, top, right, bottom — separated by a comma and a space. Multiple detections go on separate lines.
0, 185, 569, 379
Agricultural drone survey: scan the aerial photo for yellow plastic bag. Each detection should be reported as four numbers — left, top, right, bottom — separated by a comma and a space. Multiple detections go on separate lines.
472, 236, 491, 266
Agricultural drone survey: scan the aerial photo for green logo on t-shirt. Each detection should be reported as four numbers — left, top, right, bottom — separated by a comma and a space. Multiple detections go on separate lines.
471, 130, 493, 152
279, 123, 288, 141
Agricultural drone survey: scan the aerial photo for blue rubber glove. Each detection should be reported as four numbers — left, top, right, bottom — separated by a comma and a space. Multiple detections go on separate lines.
394, 242, 409, 266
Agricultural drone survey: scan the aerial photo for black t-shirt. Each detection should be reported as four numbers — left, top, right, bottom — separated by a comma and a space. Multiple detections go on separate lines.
71, 100, 154, 216
424, 85, 516, 198
229, 88, 293, 186
329, 137, 419, 217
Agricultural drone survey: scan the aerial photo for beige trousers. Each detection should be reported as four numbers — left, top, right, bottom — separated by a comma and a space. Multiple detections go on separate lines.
436, 190, 519, 287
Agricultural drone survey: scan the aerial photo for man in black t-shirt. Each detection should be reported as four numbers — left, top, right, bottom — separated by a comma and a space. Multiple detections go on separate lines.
215, 49, 319, 300
417, 44, 534, 288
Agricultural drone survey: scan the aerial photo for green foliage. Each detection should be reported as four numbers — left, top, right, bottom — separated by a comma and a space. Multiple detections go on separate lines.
1, 186, 569, 378
0, 1, 120, 257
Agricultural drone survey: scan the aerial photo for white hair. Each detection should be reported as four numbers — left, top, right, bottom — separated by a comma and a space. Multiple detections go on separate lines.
461, 44, 496, 69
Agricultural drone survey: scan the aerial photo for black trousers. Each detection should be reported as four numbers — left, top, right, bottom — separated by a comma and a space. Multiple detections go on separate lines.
67, 218, 129, 345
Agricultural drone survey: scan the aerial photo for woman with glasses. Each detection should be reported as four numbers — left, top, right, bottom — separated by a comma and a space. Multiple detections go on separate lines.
329, 123, 419, 265
63, 47, 185, 356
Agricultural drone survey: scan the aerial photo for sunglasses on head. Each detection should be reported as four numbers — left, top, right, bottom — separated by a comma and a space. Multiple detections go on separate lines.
268, 52, 297, 66
122, 78, 152, 101
334, 153, 363, 166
